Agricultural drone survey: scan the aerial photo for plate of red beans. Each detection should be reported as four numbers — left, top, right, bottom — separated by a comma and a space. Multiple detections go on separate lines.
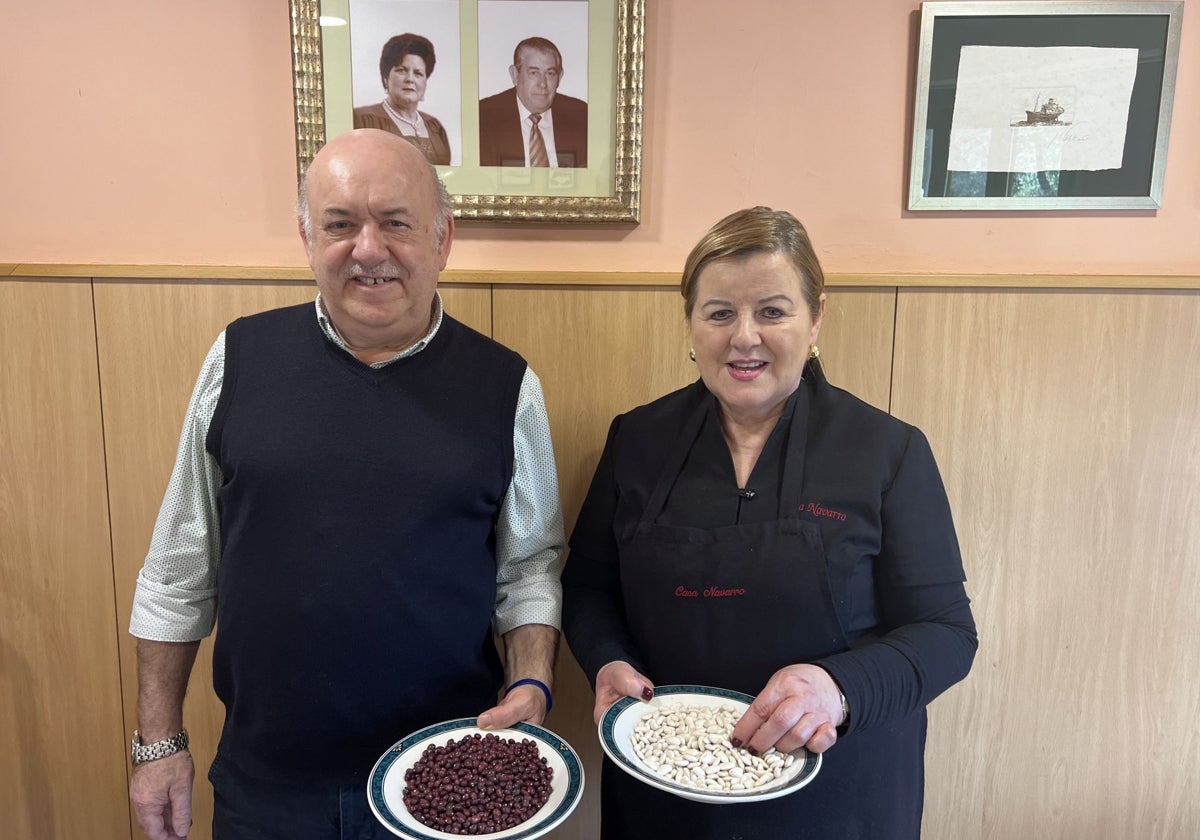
368, 719, 584, 839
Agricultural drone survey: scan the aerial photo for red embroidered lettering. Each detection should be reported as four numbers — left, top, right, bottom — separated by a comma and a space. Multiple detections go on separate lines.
674, 586, 699, 598
702, 586, 747, 598
800, 501, 848, 522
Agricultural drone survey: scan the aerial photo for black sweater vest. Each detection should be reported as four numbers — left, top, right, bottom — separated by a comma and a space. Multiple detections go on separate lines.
206, 304, 526, 786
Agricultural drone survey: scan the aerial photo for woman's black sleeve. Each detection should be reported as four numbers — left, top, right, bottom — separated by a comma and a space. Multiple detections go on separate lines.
561, 417, 647, 687
815, 428, 979, 732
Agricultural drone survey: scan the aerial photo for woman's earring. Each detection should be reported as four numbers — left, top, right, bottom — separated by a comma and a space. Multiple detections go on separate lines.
808, 344, 820, 359
689, 348, 696, 362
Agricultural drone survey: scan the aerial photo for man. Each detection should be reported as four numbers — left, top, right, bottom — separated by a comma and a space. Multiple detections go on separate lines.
478, 36, 588, 168
128, 129, 564, 840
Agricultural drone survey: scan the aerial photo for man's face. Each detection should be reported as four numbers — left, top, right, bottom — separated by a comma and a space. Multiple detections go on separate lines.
510, 46, 561, 114
301, 131, 453, 355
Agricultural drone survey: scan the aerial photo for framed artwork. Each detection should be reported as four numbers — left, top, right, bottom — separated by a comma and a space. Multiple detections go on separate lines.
908, 2, 1183, 211
290, 0, 644, 222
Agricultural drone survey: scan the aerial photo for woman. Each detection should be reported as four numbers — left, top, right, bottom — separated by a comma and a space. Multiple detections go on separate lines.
563, 207, 978, 838
353, 33, 452, 165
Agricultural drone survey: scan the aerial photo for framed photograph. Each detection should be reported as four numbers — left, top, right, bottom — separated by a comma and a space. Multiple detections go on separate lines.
908, 2, 1183, 211
290, 0, 644, 222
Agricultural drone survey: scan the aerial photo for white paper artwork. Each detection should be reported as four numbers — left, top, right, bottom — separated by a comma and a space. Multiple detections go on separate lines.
947, 45, 1138, 173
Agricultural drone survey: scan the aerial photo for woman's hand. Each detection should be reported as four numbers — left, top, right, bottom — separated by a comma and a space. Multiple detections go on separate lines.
592, 660, 655, 724
730, 664, 844, 755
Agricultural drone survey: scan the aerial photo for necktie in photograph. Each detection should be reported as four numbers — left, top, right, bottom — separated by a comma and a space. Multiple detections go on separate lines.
528, 114, 550, 167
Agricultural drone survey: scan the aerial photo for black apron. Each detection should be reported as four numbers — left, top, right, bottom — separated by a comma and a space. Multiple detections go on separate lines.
603, 391, 926, 840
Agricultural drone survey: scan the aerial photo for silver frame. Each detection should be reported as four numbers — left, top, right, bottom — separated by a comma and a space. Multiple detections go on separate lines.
908, 1, 1183, 211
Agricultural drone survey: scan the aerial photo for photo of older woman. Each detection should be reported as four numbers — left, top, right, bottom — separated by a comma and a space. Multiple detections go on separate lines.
353, 33, 452, 165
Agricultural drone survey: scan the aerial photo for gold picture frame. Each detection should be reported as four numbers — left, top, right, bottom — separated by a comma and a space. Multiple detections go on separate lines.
290, 0, 644, 222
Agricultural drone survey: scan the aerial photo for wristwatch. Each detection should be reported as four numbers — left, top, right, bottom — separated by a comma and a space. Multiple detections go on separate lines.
131, 729, 189, 766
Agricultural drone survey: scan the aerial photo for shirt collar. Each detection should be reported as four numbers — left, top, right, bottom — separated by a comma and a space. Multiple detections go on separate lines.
314, 292, 443, 368
515, 95, 555, 131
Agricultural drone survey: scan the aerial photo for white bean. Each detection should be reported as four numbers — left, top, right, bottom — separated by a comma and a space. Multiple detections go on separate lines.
629, 703, 796, 794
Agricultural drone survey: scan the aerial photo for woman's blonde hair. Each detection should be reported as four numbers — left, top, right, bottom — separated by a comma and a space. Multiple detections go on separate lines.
681, 207, 825, 320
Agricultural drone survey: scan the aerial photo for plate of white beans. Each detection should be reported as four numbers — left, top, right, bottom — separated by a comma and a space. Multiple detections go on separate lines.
598, 684, 821, 803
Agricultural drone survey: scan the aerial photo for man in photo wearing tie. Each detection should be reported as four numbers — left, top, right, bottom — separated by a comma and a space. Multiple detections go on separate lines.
478, 36, 588, 168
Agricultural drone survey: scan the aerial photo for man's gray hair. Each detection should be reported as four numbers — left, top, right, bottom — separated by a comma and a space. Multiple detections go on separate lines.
297, 157, 453, 249
298, 172, 313, 242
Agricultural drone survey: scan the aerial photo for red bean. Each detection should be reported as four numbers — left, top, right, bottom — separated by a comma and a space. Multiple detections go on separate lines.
403, 733, 553, 835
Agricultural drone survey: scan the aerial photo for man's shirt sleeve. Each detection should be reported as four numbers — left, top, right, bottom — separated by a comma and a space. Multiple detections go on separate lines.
128, 333, 226, 642
493, 367, 565, 634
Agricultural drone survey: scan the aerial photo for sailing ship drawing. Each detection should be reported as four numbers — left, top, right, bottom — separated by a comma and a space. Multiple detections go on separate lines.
1013, 95, 1067, 126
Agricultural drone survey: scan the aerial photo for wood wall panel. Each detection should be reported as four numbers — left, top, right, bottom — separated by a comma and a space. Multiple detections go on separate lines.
818, 287, 896, 413
492, 285, 897, 839
892, 289, 1200, 839
493, 286, 695, 840
95, 279, 318, 840
94, 280, 492, 840
441, 285, 493, 335
0, 280, 130, 839
494, 287, 694, 535
8, 273, 1195, 840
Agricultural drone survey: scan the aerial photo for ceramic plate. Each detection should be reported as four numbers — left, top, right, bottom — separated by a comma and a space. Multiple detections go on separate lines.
368, 718, 584, 839
598, 684, 821, 804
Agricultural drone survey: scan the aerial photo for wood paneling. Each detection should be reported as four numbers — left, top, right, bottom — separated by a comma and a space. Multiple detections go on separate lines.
494, 286, 695, 839
492, 285, 897, 839
818, 287, 896, 413
892, 289, 1200, 840
95, 280, 492, 840
96, 279, 318, 840
0, 280, 130, 839
10, 263, 1200, 290
6, 272, 1197, 840
494, 287, 695, 535
441, 285, 492, 335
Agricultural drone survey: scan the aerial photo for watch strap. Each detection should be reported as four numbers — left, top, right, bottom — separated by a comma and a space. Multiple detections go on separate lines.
131, 729, 189, 766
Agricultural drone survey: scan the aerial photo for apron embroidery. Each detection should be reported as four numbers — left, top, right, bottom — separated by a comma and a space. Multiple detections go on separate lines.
800, 500, 848, 521
618, 389, 849, 693
673, 585, 748, 598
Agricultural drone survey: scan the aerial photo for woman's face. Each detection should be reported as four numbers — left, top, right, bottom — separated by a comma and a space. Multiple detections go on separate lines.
385, 54, 429, 111
689, 251, 824, 425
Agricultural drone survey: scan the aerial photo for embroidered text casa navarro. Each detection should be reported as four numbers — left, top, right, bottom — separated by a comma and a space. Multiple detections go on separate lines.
802, 501, 847, 521
675, 586, 748, 598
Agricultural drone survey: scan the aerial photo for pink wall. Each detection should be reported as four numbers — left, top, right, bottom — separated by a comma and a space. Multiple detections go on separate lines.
3, 0, 1197, 275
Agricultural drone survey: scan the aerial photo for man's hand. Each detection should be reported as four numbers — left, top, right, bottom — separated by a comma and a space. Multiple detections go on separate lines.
477, 682, 548, 730
478, 623, 559, 730
130, 750, 195, 840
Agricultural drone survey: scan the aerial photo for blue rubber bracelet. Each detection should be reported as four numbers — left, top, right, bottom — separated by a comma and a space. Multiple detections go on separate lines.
505, 678, 552, 713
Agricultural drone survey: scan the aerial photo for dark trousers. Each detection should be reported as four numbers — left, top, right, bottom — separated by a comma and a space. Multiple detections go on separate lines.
209, 753, 395, 840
